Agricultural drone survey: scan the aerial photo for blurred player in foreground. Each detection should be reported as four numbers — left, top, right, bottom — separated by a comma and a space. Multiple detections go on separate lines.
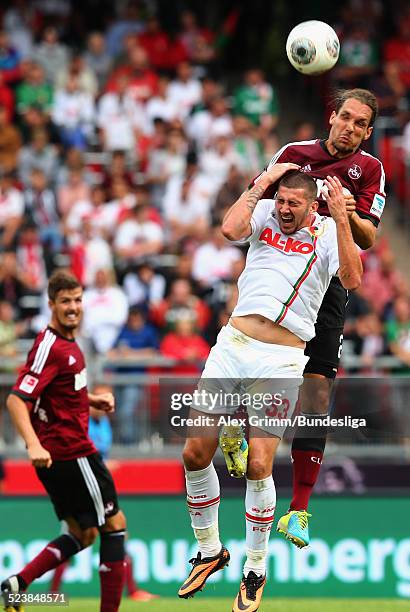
49, 382, 158, 602
2, 271, 126, 612
223, 88, 385, 548
178, 164, 362, 611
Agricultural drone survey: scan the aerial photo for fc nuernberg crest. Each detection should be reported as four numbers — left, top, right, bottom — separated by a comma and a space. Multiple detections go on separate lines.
348, 164, 362, 179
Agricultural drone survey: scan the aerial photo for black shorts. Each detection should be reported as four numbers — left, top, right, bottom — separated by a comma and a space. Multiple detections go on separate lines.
304, 277, 348, 379
36, 452, 119, 529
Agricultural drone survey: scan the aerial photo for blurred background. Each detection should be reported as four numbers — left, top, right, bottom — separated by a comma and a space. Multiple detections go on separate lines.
0, 0, 410, 600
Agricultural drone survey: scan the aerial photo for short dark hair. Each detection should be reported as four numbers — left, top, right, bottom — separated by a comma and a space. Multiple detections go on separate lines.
333, 88, 378, 126
48, 270, 81, 301
278, 171, 317, 202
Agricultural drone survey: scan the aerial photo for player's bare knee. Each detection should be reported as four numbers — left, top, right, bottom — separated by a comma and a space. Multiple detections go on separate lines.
79, 527, 98, 547
182, 440, 212, 470
247, 457, 271, 480
101, 510, 127, 533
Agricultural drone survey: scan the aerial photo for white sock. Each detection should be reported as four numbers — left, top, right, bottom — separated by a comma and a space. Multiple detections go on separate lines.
185, 463, 221, 557
244, 476, 276, 577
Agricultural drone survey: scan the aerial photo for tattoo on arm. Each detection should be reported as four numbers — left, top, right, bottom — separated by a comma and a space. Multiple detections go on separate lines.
246, 184, 266, 211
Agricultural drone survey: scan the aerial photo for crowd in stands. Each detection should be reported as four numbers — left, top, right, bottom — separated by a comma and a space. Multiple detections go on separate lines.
0, 0, 410, 444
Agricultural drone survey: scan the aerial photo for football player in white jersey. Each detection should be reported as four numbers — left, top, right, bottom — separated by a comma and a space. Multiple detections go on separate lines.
178, 163, 362, 611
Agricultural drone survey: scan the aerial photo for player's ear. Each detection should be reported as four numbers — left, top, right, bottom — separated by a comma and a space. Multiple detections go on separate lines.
310, 200, 318, 213
329, 111, 336, 125
363, 126, 373, 141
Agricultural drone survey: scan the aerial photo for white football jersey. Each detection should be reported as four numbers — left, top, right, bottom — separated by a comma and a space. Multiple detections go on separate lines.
231, 199, 340, 341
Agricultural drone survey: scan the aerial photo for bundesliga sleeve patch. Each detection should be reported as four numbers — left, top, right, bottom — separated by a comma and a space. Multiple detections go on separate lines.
19, 374, 39, 394
370, 194, 386, 219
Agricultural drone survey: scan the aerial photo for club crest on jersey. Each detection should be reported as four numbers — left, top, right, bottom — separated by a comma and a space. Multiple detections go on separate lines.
259, 228, 314, 254
348, 164, 362, 180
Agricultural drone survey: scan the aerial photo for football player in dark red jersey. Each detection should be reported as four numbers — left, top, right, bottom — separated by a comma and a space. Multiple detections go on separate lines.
221, 88, 385, 548
1, 271, 126, 612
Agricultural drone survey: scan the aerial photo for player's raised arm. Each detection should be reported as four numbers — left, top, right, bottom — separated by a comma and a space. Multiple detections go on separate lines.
222, 163, 300, 241
324, 175, 363, 290
6, 394, 52, 468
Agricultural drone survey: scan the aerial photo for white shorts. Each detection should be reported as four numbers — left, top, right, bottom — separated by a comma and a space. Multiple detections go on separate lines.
193, 323, 309, 437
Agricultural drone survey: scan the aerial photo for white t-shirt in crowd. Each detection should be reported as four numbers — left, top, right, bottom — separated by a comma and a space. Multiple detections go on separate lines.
82, 285, 129, 353
97, 92, 148, 151
192, 242, 243, 286
167, 79, 202, 119
162, 174, 213, 225
231, 200, 340, 341
114, 219, 164, 251
0, 187, 24, 225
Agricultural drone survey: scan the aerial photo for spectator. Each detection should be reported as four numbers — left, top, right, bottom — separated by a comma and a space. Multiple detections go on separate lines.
55, 147, 93, 187
336, 22, 378, 89
233, 68, 279, 129
168, 61, 202, 120
0, 29, 21, 85
24, 168, 62, 254
57, 167, 91, 218
386, 297, 410, 369
52, 75, 95, 150
178, 10, 215, 61
108, 307, 159, 444
16, 223, 47, 293
150, 278, 210, 332
187, 96, 232, 149
0, 72, 15, 121
83, 32, 113, 90
232, 114, 263, 177
349, 312, 385, 368
123, 262, 166, 311
3, 0, 35, 58
65, 184, 108, 239
191, 223, 243, 289
146, 127, 187, 208
160, 316, 210, 375
98, 74, 147, 154
162, 153, 212, 244
114, 203, 164, 264
145, 74, 178, 127
55, 54, 98, 98
105, 2, 146, 58
0, 105, 21, 172
18, 128, 59, 188
137, 15, 170, 70
361, 249, 404, 317
82, 268, 129, 353
0, 170, 24, 250
69, 220, 113, 288
32, 26, 69, 85
16, 61, 53, 117
0, 300, 24, 358
106, 46, 158, 104
0, 252, 35, 318
199, 134, 242, 196
18, 104, 61, 146
383, 11, 410, 108
102, 151, 134, 192
213, 165, 246, 224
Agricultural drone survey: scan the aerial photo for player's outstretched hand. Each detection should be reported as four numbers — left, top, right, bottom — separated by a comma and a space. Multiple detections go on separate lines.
264, 162, 301, 184
28, 443, 52, 468
90, 392, 115, 413
324, 175, 349, 222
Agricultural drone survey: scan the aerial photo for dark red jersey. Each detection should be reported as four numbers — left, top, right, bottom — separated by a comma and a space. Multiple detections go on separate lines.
255, 139, 386, 227
11, 326, 96, 461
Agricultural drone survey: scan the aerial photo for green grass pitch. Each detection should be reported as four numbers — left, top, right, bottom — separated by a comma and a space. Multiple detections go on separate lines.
67, 599, 410, 611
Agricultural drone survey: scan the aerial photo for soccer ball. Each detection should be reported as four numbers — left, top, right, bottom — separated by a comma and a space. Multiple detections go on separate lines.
286, 20, 340, 75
